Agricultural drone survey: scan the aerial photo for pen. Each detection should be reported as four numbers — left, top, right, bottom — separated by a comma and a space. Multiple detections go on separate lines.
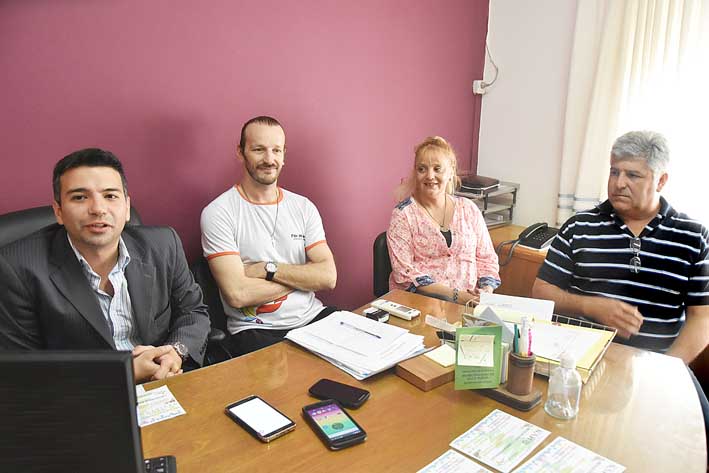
340, 321, 382, 339
528, 326, 533, 356
513, 324, 519, 354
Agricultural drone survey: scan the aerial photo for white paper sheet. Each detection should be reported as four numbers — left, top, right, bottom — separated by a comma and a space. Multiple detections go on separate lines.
425, 314, 459, 333
136, 385, 186, 427
457, 334, 495, 367
450, 409, 550, 473
512, 437, 625, 473
478, 293, 554, 321
474, 307, 515, 343
531, 322, 603, 363
425, 344, 457, 367
418, 450, 493, 473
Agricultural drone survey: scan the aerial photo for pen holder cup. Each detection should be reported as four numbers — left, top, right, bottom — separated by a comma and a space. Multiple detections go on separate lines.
507, 353, 536, 396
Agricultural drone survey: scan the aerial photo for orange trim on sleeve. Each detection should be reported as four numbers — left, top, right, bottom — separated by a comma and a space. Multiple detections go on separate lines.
206, 251, 240, 260
305, 240, 327, 252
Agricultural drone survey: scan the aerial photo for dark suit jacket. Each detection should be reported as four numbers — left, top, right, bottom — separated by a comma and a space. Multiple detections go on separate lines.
0, 224, 210, 364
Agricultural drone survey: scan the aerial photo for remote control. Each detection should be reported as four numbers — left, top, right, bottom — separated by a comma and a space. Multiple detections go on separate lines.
370, 299, 421, 320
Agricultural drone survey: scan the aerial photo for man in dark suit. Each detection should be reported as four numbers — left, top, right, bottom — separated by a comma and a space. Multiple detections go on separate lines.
0, 148, 210, 383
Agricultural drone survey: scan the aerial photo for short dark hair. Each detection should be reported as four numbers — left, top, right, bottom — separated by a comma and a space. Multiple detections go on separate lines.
53, 148, 128, 203
238, 116, 284, 151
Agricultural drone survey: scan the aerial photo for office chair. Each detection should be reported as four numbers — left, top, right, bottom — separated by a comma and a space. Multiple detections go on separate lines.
0, 205, 142, 248
373, 231, 392, 297
190, 256, 235, 365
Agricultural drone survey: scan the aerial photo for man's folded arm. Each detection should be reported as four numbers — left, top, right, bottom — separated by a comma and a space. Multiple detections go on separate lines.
243, 242, 337, 292
208, 254, 293, 309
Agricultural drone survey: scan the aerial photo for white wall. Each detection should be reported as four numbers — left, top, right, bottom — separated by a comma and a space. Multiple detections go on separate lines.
477, 0, 578, 227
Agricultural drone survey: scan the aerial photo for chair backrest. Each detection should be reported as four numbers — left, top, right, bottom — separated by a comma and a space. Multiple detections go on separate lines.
0, 205, 142, 248
191, 256, 228, 334
373, 231, 392, 297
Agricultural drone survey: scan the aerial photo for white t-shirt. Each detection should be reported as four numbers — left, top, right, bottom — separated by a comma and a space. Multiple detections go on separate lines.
200, 185, 326, 334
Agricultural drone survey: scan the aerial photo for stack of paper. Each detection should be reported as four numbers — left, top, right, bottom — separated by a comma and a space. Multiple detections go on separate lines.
472, 294, 614, 382
286, 311, 426, 380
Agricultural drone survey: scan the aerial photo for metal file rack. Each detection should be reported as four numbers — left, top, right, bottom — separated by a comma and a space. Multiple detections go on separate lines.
455, 181, 520, 228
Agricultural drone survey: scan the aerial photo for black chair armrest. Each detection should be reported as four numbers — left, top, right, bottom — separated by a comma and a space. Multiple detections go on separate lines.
208, 328, 227, 343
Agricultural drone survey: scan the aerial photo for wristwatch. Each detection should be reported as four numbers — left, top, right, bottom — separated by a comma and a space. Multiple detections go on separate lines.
171, 342, 189, 361
265, 261, 278, 281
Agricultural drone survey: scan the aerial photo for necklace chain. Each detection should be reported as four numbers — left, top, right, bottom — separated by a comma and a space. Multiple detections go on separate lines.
241, 184, 280, 246
421, 195, 448, 230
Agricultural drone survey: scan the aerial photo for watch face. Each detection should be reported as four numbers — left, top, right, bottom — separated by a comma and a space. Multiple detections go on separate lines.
173, 342, 188, 359
266, 262, 277, 273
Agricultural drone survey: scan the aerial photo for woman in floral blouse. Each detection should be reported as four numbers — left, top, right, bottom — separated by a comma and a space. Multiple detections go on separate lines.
387, 136, 500, 305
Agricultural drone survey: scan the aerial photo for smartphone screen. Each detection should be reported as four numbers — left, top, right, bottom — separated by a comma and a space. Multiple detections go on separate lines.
304, 402, 363, 442
227, 396, 294, 440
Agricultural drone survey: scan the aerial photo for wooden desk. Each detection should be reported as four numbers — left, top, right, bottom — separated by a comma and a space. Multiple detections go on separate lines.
142, 290, 707, 472
489, 224, 547, 298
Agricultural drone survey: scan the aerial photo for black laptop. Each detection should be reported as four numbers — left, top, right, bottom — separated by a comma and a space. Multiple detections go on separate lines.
0, 351, 175, 473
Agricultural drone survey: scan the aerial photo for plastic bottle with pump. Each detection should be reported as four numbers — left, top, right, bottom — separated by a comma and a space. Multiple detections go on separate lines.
544, 352, 581, 420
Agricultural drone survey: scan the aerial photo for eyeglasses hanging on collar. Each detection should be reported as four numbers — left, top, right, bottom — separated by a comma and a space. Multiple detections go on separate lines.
630, 237, 641, 274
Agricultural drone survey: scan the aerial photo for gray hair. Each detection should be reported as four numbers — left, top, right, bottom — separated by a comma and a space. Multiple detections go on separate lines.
611, 130, 669, 175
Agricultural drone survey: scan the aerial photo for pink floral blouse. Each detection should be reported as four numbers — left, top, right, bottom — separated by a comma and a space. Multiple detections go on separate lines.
387, 196, 500, 293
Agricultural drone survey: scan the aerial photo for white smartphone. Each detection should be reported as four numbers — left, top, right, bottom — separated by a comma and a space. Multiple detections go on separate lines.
225, 395, 295, 442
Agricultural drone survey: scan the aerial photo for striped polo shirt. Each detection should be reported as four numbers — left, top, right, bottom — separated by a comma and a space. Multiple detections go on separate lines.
538, 197, 709, 353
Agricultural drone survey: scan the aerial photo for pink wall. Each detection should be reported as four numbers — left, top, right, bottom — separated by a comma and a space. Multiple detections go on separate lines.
0, 0, 488, 309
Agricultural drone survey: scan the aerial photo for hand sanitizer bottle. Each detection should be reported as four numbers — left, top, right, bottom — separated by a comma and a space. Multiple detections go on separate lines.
544, 352, 581, 420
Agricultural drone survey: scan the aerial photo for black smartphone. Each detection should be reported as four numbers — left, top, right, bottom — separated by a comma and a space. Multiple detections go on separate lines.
225, 395, 295, 442
308, 378, 370, 409
302, 399, 367, 450
436, 330, 456, 341
363, 307, 389, 322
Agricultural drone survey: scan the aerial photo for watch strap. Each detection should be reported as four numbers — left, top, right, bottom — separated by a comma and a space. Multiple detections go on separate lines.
265, 262, 277, 281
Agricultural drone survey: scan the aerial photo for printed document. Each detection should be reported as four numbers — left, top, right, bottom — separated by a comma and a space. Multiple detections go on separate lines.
512, 437, 625, 473
418, 450, 493, 473
137, 385, 186, 427
450, 409, 550, 473
532, 322, 600, 361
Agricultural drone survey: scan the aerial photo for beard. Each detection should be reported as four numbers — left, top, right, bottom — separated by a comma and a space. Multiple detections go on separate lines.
245, 160, 281, 185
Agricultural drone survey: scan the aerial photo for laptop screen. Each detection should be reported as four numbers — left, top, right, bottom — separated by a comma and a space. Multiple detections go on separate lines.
0, 351, 144, 473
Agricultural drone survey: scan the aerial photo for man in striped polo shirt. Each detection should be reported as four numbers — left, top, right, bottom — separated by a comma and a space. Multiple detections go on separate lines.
533, 131, 709, 362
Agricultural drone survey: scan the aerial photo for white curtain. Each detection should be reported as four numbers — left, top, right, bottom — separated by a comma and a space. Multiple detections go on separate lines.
557, 0, 709, 226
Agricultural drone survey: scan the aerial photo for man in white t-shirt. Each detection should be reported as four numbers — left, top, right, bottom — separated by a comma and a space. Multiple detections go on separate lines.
200, 116, 337, 355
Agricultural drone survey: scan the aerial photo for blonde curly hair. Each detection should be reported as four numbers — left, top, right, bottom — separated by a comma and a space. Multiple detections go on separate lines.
395, 136, 461, 202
